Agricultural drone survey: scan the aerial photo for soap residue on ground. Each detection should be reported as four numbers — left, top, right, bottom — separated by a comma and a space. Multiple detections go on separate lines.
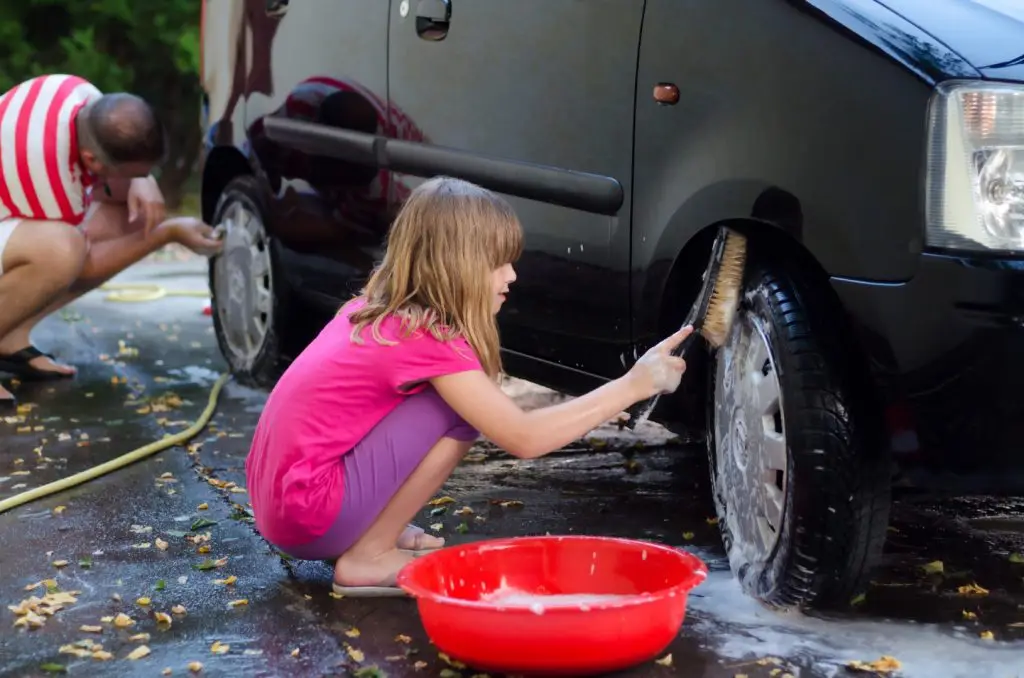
686, 565, 1022, 678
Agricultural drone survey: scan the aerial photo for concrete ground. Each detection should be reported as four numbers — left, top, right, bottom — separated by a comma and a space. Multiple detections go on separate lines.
1, 255, 1023, 678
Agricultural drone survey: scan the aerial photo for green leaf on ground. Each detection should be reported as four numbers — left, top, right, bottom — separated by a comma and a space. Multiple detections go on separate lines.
40, 665, 67, 674
190, 518, 217, 531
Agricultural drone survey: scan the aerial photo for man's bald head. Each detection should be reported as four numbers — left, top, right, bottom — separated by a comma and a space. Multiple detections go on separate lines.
81, 93, 166, 169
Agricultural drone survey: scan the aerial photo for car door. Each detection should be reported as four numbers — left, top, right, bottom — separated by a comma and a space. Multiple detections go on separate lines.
245, 0, 393, 305
387, 0, 644, 384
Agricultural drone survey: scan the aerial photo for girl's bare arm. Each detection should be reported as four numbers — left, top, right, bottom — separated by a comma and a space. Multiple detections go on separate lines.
431, 326, 692, 459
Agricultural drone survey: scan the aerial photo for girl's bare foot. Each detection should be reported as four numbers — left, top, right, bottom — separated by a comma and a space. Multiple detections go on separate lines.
334, 547, 415, 588
398, 524, 444, 551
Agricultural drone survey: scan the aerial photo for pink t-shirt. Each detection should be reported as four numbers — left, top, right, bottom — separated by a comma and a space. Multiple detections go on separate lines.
245, 299, 483, 548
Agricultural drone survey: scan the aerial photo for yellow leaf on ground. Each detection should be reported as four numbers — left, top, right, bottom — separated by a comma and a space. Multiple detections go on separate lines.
655, 654, 673, 667
126, 645, 151, 660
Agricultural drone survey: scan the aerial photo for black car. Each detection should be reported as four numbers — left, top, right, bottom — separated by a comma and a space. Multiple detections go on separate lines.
198, 0, 1024, 611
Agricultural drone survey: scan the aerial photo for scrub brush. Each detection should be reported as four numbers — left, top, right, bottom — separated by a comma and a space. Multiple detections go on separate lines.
623, 226, 748, 430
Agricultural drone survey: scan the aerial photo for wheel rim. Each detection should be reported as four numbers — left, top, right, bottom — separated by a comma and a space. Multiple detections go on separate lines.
713, 309, 788, 559
212, 200, 274, 368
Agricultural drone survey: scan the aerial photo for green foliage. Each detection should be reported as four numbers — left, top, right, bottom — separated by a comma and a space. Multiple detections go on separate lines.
0, 0, 205, 205
0, 0, 201, 93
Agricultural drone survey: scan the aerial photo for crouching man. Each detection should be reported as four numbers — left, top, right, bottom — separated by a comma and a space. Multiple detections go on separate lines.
0, 74, 224, 408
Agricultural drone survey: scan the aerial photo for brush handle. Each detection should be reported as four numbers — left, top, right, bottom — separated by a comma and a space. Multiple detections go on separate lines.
622, 330, 702, 430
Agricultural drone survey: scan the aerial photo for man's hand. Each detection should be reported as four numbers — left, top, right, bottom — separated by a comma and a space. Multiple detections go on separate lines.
159, 217, 225, 257
127, 176, 166, 236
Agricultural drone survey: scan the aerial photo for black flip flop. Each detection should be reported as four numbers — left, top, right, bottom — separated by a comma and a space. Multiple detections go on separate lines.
0, 346, 75, 382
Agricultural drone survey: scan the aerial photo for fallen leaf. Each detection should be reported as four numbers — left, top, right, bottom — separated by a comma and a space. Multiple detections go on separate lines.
394, 634, 412, 644
155, 612, 172, 625
429, 523, 443, 531
155, 538, 169, 551
850, 593, 867, 606
52, 506, 66, 515
346, 627, 361, 638
113, 613, 135, 628
188, 661, 204, 672
213, 575, 237, 586
39, 664, 67, 674
162, 668, 172, 676
329, 591, 344, 600
958, 583, 990, 596
346, 644, 365, 662
172, 604, 187, 615
210, 641, 229, 655
130, 633, 151, 642
1009, 553, 1024, 564
414, 661, 428, 670
190, 517, 217, 531
227, 599, 248, 608
137, 597, 151, 606
655, 653, 673, 667
92, 651, 113, 661
963, 610, 978, 620
80, 625, 103, 633
290, 648, 300, 657
980, 630, 995, 640
428, 496, 456, 507
197, 503, 209, 511
682, 531, 694, 540
126, 645, 151, 660
921, 560, 944, 575
132, 543, 152, 549
846, 656, 902, 674
439, 653, 466, 669
51, 560, 68, 568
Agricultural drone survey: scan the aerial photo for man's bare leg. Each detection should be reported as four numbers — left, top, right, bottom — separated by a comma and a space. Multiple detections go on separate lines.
0, 204, 222, 377
0, 222, 89, 400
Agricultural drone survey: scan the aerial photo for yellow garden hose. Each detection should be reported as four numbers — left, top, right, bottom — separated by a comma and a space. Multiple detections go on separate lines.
0, 372, 231, 515
1, 281, 230, 514
99, 282, 212, 303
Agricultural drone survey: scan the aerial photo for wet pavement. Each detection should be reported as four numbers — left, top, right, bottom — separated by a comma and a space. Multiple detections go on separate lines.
2, 258, 1024, 678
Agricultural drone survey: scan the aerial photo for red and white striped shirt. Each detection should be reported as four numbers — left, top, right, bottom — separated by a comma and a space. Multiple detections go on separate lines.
0, 74, 103, 226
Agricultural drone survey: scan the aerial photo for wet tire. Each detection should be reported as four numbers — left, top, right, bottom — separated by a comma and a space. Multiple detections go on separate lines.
208, 175, 294, 388
706, 250, 891, 610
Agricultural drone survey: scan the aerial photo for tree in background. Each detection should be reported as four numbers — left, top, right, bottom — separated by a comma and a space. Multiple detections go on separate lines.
0, 0, 202, 209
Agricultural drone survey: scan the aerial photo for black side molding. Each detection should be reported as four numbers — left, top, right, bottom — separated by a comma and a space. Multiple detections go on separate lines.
262, 117, 624, 216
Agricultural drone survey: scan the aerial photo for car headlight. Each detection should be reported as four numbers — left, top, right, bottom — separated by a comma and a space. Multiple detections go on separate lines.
926, 81, 1024, 252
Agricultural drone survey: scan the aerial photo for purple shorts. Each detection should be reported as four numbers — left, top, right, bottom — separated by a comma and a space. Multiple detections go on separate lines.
282, 386, 478, 560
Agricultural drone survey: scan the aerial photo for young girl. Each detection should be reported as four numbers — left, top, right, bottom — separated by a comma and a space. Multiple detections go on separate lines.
245, 176, 692, 596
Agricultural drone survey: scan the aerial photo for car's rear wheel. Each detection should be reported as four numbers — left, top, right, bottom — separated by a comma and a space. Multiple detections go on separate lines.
706, 249, 891, 610
209, 175, 293, 388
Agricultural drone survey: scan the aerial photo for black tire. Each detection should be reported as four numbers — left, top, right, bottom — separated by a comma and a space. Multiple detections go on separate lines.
208, 175, 295, 388
705, 246, 892, 610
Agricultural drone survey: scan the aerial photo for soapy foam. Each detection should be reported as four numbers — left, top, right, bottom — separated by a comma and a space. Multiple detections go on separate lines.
688, 567, 1023, 678
480, 588, 637, 615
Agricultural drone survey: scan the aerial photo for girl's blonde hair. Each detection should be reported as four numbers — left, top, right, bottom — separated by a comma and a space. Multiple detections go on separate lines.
344, 176, 524, 378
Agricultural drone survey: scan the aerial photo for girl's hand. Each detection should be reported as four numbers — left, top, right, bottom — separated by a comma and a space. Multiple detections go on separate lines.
627, 326, 693, 399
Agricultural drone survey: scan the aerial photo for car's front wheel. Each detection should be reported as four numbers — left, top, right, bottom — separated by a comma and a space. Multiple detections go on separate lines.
208, 175, 294, 388
706, 251, 891, 610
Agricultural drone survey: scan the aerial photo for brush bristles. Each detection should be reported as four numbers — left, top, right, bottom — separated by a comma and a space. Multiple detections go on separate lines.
701, 231, 747, 348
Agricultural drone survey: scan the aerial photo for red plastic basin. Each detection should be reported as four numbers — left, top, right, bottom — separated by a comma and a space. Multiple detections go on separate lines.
396, 535, 708, 676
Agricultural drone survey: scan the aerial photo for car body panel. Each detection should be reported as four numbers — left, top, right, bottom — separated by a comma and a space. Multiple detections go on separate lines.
876, 0, 1024, 77
242, 0, 393, 304
386, 0, 643, 379
198, 0, 1024, 483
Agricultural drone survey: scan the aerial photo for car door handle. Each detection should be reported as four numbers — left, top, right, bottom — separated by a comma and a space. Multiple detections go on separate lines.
415, 0, 451, 41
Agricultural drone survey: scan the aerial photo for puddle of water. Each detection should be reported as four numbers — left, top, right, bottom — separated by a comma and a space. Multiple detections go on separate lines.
686, 566, 1023, 678
165, 365, 222, 386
